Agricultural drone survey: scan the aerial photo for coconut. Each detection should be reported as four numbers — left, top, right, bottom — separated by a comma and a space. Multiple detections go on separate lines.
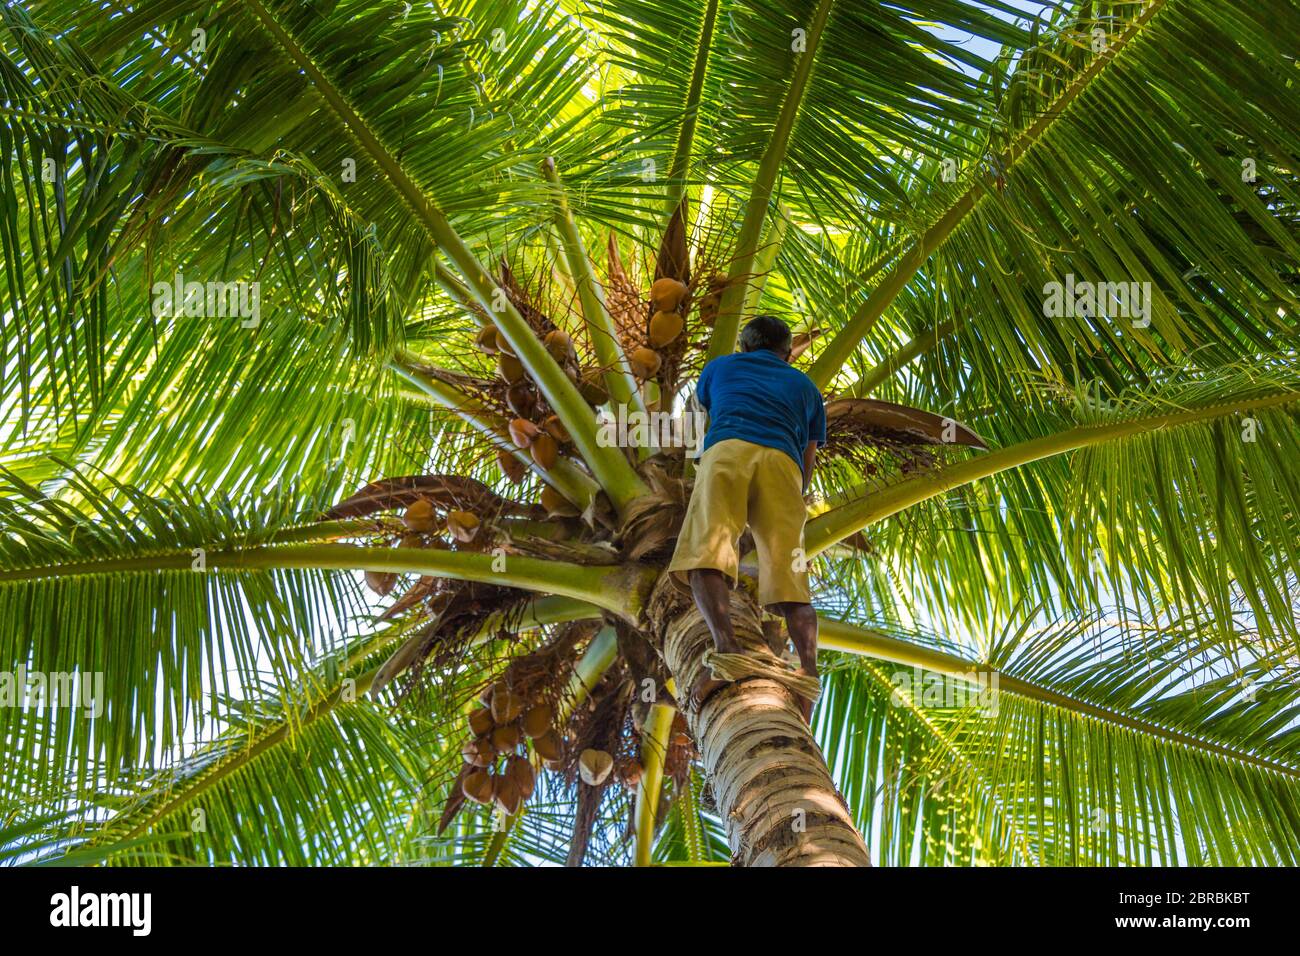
505, 382, 535, 419
492, 723, 521, 752
364, 570, 396, 596
468, 706, 494, 737
615, 757, 643, 789
578, 748, 614, 786
462, 769, 494, 804
521, 702, 553, 739
497, 352, 525, 384
446, 510, 480, 543
578, 369, 609, 406
494, 329, 516, 356
543, 329, 572, 362
628, 347, 662, 380
541, 414, 570, 444
426, 590, 453, 617
490, 686, 525, 724
508, 418, 540, 448
530, 432, 559, 470
475, 325, 499, 354
497, 449, 527, 484
532, 729, 563, 762
462, 736, 495, 768
650, 277, 688, 313
697, 290, 721, 327
494, 774, 523, 815
648, 310, 684, 347
540, 485, 577, 517
506, 755, 536, 798
671, 709, 692, 747
402, 499, 437, 532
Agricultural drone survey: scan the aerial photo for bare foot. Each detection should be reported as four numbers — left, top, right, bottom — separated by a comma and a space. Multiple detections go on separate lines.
713, 638, 744, 657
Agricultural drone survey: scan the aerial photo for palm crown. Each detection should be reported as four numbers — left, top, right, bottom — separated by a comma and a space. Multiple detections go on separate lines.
1, 0, 1298, 866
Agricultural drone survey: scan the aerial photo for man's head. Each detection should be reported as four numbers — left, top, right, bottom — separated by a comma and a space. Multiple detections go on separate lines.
739, 314, 793, 362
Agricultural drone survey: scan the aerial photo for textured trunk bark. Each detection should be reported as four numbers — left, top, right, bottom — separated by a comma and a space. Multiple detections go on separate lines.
645, 577, 871, 866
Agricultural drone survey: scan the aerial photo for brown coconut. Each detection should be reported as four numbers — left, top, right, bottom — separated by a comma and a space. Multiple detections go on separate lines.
468, 706, 494, 737
628, 347, 662, 380
578, 369, 609, 406
446, 510, 480, 543
497, 352, 525, 384
497, 449, 526, 484
615, 757, 643, 789
697, 290, 721, 327
508, 418, 540, 448
649, 310, 684, 347
490, 686, 525, 724
364, 570, 397, 597
492, 723, 521, 752
494, 774, 523, 815
505, 755, 536, 798
530, 432, 559, 470
541, 414, 571, 444
521, 703, 553, 739
462, 737, 496, 768
532, 729, 563, 762
475, 325, 499, 354
505, 382, 535, 419
578, 748, 614, 786
462, 769, 494, 804
402, 499, 438, 532
543, 329, 572, 362
540, 485, 578, 517
651, 277, 688, 312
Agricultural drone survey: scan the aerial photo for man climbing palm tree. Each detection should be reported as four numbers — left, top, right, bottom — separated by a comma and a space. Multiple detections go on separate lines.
668, 315, 827, 720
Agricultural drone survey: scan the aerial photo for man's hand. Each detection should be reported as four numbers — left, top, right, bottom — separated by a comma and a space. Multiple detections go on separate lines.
801, 441, 817, 494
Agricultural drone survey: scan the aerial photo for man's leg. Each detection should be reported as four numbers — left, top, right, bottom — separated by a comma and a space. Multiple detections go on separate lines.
689, 568, 743, 656
771, 601, 818, 722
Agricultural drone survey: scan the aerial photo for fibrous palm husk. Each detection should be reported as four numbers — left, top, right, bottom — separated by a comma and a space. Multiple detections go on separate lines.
614, 618, 672, 731
617, 459, 689, 562
561, 663, 634, 867
824, 398, 988, 449
655, 199, 691, 286
324, 474, 541, 522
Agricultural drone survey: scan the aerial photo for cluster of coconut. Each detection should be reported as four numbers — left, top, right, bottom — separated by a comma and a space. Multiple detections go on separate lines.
638, 276, 689, 374
479, 275, 693, 478
476, 323, 594, 490
460, 681, 564, 815
362, 500, 483, 597
693, 275, 724, 328
572, 749, 645, 790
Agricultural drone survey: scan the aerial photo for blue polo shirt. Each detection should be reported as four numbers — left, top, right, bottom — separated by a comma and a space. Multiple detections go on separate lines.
695, 350, 827, 476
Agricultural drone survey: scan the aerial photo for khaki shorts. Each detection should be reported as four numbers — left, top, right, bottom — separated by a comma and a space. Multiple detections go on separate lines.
667, 438, 811, 606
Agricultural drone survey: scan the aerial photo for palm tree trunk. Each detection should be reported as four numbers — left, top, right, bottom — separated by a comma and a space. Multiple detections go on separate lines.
645, 577, 871, 866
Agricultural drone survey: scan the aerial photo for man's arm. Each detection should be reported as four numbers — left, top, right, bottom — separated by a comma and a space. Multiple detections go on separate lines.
801, 441, 816, 495
805, 389, 826, 495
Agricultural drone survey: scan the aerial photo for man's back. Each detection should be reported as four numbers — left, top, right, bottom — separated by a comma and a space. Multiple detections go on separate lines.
696, 350, 826, 473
